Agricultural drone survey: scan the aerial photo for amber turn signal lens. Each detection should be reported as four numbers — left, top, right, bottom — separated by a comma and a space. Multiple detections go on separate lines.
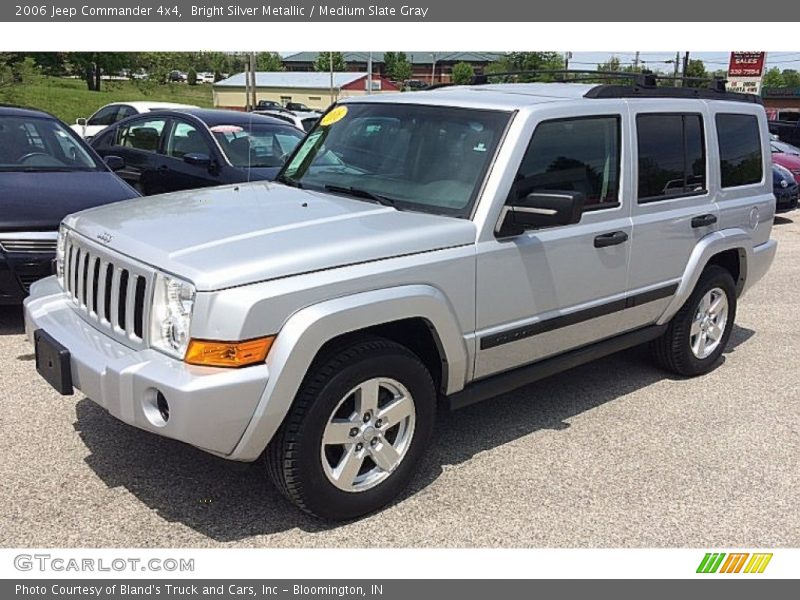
184, 337, 274, 368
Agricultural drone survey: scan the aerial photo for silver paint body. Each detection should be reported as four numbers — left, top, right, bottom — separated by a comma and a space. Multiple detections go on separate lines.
25, 83, 777, 461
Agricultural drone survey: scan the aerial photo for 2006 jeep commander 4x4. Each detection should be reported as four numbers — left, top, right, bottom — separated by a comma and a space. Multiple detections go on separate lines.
25, 78, 777, 520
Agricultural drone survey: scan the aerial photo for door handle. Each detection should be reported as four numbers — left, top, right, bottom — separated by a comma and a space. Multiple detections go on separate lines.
594, 231, 629, 248
691, 214, 717, 228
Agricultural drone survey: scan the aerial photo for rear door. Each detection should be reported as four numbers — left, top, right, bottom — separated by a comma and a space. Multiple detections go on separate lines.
625, 102, 716, 328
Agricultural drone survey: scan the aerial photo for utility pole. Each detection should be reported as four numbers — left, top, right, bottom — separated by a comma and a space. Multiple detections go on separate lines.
250, 51, 257, 109
367, 51, 372, 95
329, 52, 334, 105
431, 52, 436, 84
633, 51, 640, 70
682, 51, 690, 81
244, 55, 251, 111
564, 51, 572, 80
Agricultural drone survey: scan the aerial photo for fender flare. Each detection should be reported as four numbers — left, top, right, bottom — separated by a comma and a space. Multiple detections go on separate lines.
228, 284, 469, 461
657, 228, 751, 325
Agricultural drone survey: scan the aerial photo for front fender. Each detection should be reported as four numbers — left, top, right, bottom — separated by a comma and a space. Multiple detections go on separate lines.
228, 284, 469, 462
656, 228, 751, 326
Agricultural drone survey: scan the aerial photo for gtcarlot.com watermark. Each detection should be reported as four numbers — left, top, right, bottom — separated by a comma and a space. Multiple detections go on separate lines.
14, 553, 195, 573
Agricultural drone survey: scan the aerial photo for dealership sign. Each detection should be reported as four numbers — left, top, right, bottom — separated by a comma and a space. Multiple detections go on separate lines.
727, 52, 767, 95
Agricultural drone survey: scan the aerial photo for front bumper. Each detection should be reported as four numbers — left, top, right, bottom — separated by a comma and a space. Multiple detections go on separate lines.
24, 276, 269, 459
775, 187, 799, 213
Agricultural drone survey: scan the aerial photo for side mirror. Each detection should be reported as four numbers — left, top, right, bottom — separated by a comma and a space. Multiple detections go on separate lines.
104, 155, 125, 171
76, 118, 87, 127
498, 190, 585, 236
183, 152, 211, 168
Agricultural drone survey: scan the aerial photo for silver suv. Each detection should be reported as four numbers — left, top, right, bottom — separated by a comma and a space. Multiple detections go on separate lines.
25, 81, 777, 520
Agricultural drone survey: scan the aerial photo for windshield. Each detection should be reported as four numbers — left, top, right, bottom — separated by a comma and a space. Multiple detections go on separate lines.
210, 123, 304, 168
0, 115, 100, 172
279, 103, 511, 217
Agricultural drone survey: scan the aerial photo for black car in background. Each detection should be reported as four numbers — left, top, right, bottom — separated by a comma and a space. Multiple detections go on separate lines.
773, 163, 800, 213
0, 106, 139, 304
90, 109, 305, 195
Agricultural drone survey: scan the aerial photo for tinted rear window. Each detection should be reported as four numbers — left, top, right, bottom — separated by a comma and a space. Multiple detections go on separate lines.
716, 114, 763, 188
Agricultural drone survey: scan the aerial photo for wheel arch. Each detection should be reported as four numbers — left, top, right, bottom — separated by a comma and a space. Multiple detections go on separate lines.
228, 284, 469, 461
657, 229, 751, 326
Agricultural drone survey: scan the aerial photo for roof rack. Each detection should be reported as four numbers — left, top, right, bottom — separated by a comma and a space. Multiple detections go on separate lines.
463, 69, 762, 104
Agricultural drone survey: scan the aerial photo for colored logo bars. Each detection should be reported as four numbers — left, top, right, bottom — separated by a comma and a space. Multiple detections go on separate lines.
696, 552, 773, 574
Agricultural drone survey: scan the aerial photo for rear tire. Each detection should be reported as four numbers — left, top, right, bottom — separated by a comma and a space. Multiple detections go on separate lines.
265, 337, 436, 520
652, 265, 737, 376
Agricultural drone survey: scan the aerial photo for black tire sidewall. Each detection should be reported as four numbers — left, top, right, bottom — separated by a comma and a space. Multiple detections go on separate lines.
290, 345, 435, 520
676, 267, 737, 375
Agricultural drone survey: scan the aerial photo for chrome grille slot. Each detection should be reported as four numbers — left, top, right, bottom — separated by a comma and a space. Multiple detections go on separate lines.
0, 236, 58, 253
61, 233, 153, 347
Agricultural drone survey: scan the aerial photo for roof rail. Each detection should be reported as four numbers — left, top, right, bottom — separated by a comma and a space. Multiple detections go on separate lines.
466, 69, 761, 104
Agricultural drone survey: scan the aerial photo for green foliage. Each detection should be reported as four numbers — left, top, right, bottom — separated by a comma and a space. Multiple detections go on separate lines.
67, 52, 129, 91
256, 52, 284, 71
187, 68, 197, 86
762, 67, 784, 88
1, 76, 212, 124
451, 62, 475, 85
314, 52, 346, 72
782, 69, 800, 89
0, 56, 40, 105
383, 52, 412, 82
486, 52, 565, 82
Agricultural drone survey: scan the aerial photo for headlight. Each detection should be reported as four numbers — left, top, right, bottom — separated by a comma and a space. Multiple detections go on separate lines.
56, 224, 67, 288
150, 272, 196, 359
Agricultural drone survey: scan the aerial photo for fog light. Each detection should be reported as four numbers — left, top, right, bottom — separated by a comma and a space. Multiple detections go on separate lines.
156, 392, 170, 422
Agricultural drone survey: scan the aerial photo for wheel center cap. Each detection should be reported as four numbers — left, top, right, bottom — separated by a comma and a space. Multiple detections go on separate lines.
362, 426, 377, 443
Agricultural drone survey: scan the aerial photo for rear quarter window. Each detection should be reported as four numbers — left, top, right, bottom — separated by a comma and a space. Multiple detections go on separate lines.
716, 113, 763, 188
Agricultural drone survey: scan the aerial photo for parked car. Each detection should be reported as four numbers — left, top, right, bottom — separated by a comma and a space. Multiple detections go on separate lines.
0, 106, 138, 304
772, 163, 799, 213
252, 109, 319, 132
254, 100, 284, 112
770, 144, 800, 184
768, 112, 800, 146
71, 102, 198, 142
90, 109, 305, 194
771, 140, 800, 156
25, 81, 776, 520
284, 101, 318, 113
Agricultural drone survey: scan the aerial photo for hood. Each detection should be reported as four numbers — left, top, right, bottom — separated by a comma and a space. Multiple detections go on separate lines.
64, 181, 477, 291
1, 171, 139, 231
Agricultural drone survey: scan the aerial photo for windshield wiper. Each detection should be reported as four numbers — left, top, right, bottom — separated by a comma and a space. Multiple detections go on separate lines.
275, 173, 302, 188
323, 184, 401, 209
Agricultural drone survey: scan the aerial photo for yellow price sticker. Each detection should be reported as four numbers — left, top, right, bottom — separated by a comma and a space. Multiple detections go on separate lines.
320, 105, 348, 127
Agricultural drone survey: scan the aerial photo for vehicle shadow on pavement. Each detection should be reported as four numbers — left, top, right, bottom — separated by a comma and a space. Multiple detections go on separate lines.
774, 216, 794, 226
74, 324, 756, 541
0, 306, 24, 336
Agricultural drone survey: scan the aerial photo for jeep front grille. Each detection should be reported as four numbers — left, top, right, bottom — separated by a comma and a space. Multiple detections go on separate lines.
62, 233, 152, 344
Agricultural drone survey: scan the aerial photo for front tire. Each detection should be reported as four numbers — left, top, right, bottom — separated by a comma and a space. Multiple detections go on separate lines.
265, 337, 436, 520
652, 265, 737, 376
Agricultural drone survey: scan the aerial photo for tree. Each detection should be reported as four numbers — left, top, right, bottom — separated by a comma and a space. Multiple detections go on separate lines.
762, 67, 785, 88
256, 52, 284, 71
782, 69, 800, 89
187, 68, 197, 86
685, 59, 706, 79
451, 62, 474, 85
486, 52, 565, 82
67, 52, 128, 91
383, 51, 412, 82
314, 52, 346, 72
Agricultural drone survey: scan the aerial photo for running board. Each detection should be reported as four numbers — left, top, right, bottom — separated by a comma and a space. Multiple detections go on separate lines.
446, 324, 667, 411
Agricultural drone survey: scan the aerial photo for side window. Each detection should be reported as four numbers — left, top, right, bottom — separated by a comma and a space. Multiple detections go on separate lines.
637, 113, 706, 202
117, 119, 167, 153
513, 116, 621, 210
87, 106, 119, 127
165, 121, 212, 158
716, 114, 763, 188
115, 105, 137, 122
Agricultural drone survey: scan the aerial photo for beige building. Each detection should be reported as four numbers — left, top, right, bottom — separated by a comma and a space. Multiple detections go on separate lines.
212, 71, 401, 111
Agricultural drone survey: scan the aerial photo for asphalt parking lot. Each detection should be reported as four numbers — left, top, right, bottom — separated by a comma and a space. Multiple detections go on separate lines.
1, 218, 798, 549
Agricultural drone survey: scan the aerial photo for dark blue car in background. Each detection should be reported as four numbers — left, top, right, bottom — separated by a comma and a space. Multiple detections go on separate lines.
0, 106, 139, 304
90, 109, 305, 195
